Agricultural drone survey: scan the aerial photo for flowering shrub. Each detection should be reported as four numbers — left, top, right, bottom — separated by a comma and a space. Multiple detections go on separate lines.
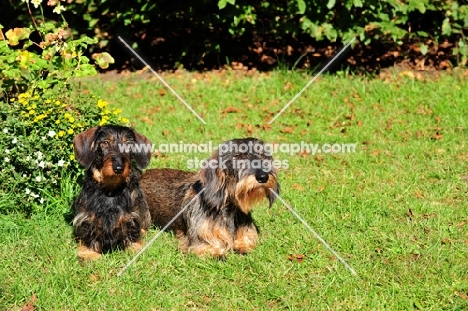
0, 1, 125, 214
0, 89, 128, 214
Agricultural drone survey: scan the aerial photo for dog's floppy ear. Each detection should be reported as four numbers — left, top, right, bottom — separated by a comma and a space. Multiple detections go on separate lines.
199, 152, 227, 210
132, 129, 152, 169
73, 126, 99, 169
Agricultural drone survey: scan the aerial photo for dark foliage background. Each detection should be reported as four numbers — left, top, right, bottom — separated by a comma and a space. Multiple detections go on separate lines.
2, 0, 467, 71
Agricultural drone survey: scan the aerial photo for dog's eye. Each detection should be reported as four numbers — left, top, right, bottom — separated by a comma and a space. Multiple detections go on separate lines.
100, 141, 110, 148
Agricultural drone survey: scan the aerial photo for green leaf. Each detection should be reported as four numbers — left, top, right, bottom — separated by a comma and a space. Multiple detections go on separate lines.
5, 28, 31, 46
416, 2, 426, 13
353, 0, 363, 8
420, 44, 428, 55
91, 52, 115, 69
416, 31, 428, 37
218, 0, 234, 9
297, 0, 306, 14
442, 18, 452, 35
74, 63, 97, 78
327, 0, 336, 9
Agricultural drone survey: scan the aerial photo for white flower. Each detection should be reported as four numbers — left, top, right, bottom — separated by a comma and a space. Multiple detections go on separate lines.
42, 136, 46, 141
37, 151, 43, 160
53, 4, 66, 14
23, 174, 27, 177
35, 176, 41, 182
12, 137, 17, 144
4, 157, 9, 163
40, 197, 44, 204
58, 159, 65, 167
48, 130, 56, 137
26, 156, 31, 161
3, 128, 8, 133
31, 192, 39, 198
38, 161, 45, 168
25, 188, 31, 195
31, 0, 42, 8
5, 149, 9, 154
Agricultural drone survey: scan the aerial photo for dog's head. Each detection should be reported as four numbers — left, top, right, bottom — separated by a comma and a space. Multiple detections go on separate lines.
73, 125, 152, 187
199, 137, 280, 213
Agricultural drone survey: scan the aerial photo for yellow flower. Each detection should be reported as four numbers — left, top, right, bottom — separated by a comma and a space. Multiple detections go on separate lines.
99, 119, 107, 126
10, 98, 15, 102
45, 99, 51, 104
55, 100, 61, 105
69, 117, 75, 123
59, 130, 65, 137
31, 104, 37, 109
32, 95, 40, 100
64, 113, 71, 119
70, 154, 75, 160
19, 92, 29, 99
97, 99, 108, 108
18, 50, 31, 68
112, 108, 122, 115
28, 109, 35, 115
55, 120, 60, 124
119, 117, 129, 123
67, 128, 74, 135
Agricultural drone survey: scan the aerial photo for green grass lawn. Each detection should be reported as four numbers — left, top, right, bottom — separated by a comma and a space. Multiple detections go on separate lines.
1, 69, 467, 310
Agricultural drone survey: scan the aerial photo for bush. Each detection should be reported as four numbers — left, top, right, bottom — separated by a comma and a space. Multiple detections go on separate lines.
0, 92, 126, 214
4, 0, 467, 69
0, 1, 124, 215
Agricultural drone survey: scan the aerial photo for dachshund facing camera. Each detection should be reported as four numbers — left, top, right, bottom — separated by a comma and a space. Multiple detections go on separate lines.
72, 125, 152, 260
140, 138, 280, 258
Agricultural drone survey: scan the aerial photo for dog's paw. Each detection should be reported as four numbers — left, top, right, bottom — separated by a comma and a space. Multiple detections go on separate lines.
129, 241, 143, 253
77, 245, 102, 261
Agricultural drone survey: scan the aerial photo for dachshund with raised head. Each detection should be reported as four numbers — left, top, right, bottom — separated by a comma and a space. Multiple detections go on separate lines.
72, 125, 152, 260
140, 138, 280, 258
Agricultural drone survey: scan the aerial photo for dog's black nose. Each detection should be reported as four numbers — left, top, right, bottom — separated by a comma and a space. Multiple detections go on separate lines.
255, 171, 269, 183
113, 164, 124, 174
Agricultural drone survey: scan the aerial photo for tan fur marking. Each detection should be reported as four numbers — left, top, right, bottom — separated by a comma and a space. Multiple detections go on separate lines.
130, 241, 143, 253
233, 225, 258, 254
100, 159, 130, 186
176, 230, 189, 253
190, 219, 233, 257
92, 168, 103, 183
77, 244, 102, 261
234, 174, 278, 213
